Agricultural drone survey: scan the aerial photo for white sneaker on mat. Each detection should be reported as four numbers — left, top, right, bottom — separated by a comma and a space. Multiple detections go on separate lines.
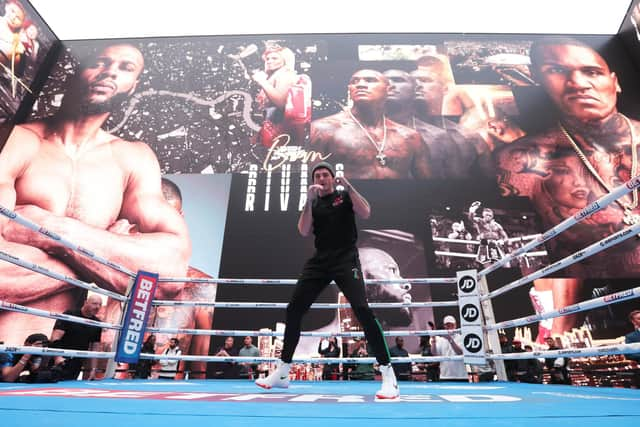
375, 364, 399, 400
255, 361, 291, 389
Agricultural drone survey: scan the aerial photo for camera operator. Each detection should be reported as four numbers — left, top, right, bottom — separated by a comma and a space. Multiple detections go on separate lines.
1, 333, 60, 383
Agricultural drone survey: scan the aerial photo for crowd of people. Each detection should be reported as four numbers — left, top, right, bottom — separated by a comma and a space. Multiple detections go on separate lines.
2, 301, 639, 385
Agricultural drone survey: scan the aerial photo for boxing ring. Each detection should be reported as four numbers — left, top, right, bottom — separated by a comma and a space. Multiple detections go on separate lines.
2, 176, 640, 426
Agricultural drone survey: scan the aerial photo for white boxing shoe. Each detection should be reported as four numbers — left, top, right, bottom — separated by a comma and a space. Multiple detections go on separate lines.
375, 364, 399, 400
255, 361, 291, 390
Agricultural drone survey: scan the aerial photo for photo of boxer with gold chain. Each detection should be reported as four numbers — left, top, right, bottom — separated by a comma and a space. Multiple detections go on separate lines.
309, 69, 432, 179
495, 37, 640, 278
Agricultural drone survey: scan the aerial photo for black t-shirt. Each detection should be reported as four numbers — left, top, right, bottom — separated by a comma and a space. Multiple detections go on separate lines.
52, 309, 102, 351
312, 190, 357, 251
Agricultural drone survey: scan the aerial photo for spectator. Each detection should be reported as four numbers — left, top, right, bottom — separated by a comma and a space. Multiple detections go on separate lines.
504, 337, 523, 381
430, 315, 467, 381
516, 345, 543, 384
50, 295, 103, 380
544, 337, 570, 385
389, 337, 412, 381
318, 336, 341, 380
347, 339, 375, 380
1, 333, 60, 383
158, 337, 181, 379
133, 334, 156, 379
624, 310, 640, 362
213, 336, 240, 379
418, 334, 439, 381
238, 336, 260, 379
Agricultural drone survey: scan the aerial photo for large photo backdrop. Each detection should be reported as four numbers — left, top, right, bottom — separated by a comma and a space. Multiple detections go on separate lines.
0, 32, 639, 366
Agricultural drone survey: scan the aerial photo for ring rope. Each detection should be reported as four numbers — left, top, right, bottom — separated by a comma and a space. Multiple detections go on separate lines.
482, 220, 640, 301
488, 343, 640, 361
0, 204, 135, 277
137, 355, 464, 364
478, 174, 640, 277
0, 300, 121, 330
487, 286, 640, 331
435, 250, 547, 259
433, 237, 481, 245
150, 300, 458, 308
2, 343, 638, 364
0, 250, 127, 302
146, 326, 459, 337
433, 234, 542, 245
157, 277, 458, 285
0, 344, 114, 359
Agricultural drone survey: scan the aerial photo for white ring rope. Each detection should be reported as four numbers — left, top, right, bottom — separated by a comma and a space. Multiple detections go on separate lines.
0, 344, 114, 359
0, 250, 127, 302
157, 277, 458, 285
0, 204, 135, 277
433, 234, 542, 245
0, 344, 459, 364
0, 300, 121, 330
2, 343, 639, 365
434, 237, 482, 245
435, 250, 547, 259
488, 343, 640, 361
482, 221, 640, 301
478, 174, 640, 277
487, 286, 640, 331
138, 355, 463, 364
146, 327, 459, 338
151, 300, 458, 308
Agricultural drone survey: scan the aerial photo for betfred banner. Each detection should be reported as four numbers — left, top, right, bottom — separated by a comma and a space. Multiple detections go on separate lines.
115, 271, 159, 364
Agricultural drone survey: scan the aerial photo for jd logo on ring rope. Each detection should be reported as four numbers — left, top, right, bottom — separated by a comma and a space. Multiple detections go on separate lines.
458, 275, 476, 293
463, 333, 483, 353
461, 304, 480, 322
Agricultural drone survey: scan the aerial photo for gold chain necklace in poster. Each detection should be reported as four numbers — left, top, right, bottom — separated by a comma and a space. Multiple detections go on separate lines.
559, 115, 640, 226
348, 108, 388, 166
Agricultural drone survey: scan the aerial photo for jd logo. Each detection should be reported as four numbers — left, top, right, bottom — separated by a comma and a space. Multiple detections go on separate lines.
464, 334, 483, 353
461, 304, 479, 322
458, 275, 476, 293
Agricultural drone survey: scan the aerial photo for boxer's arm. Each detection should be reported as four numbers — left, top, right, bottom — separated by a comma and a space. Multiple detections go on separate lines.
0, 240, 77, 304
0, 127, 76, 304
253, 70, 297, 109
410, 133, 432, 179
0, 125, 37, 231
497, 223, 509, 241
298, 194, 314, 236
308, 118, 334, 156
6, 143, 191, 297
493, 137, 543, 198
341, 178, 370, 220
